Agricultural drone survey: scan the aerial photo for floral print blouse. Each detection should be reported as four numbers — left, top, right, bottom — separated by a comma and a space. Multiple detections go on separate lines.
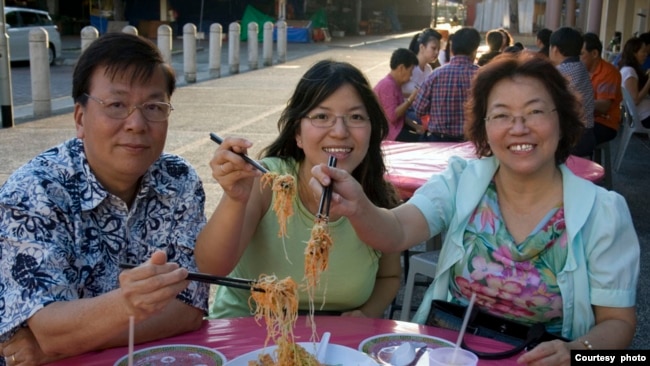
450, 181, 567, 335
0, 138, 209, 342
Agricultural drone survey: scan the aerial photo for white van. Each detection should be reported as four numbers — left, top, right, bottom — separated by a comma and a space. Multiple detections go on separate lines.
3, 6, 63, 65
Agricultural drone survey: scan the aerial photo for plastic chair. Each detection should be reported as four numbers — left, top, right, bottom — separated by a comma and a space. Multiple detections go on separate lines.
592, 141, 612, 189
388, 233, 444, 319
614, 88, 650, 172
399, 250, 440, 321
387, 248, 426, 319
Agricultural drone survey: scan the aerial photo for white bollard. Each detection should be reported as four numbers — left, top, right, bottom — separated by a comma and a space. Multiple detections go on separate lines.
228, 22, 240, 74
81, 26, 99, 54
209, 23, 222, 78
183, 23, 197, 83
276, 20, 287, 64
247, 22, 259, 70
638, 9, 647, 36
263, 21, 274, 67
158, 24, 173, 64
122, 25, 138, 35
29, 28, 51, 117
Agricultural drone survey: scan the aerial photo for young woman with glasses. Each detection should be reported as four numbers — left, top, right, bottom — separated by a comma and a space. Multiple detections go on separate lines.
196, 60, 402, 319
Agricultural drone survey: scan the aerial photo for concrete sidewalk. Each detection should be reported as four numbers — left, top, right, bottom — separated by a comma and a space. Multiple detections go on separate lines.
12, 29, 537, 122
8, 31, 418, 122
1, 31, 649, 350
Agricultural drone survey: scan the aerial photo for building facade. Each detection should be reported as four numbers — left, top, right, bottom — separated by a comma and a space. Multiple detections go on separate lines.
7, 0, 650, 46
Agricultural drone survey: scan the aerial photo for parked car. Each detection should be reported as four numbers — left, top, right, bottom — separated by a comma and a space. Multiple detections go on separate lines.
3, 7, 62, 65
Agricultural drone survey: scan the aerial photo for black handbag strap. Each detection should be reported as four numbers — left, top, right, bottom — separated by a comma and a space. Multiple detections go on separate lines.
461, 323, 547, 360
429, 300, 566, 360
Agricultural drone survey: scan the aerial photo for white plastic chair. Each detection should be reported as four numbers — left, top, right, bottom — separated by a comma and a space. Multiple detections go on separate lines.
614, 88, 650, 172
388, 235, 443, 320
399, 250, 440, 321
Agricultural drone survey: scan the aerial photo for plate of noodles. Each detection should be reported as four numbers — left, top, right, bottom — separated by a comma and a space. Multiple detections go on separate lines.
224, 342, 379, 366
113, 344, 226, 366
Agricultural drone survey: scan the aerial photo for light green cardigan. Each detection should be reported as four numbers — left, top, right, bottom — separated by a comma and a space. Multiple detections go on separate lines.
408, 156, 639, 340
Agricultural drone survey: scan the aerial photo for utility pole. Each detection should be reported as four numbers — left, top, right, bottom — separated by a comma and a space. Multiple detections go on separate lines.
0, 0, 14, 128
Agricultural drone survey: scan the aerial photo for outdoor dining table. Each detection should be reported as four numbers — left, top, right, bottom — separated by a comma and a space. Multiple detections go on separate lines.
50, 316, 523, 365
382, 141, 605, 200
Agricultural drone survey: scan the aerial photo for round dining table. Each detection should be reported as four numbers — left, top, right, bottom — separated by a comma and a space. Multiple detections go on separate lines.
50, 316, 523, 365
382, 141, 605, 199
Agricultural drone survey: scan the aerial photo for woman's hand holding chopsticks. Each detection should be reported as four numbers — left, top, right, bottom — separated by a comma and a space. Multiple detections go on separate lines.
208, 134, 264, 203
309, 159, 367, 220
210, 133, 268, 174
316, 156, 337, 221
196, 134, 271, 280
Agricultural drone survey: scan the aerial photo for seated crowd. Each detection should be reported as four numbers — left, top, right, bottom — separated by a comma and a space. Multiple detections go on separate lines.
377, 26, 647, 158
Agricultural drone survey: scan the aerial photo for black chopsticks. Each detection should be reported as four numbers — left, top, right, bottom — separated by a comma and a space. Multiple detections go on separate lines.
119, 263, 265, 292
209, 132, 269, 174
317, 155, 337, 220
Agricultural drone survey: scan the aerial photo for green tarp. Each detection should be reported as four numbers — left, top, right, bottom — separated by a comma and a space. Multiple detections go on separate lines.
240, 5, 275, 41
310, 8, 328, 29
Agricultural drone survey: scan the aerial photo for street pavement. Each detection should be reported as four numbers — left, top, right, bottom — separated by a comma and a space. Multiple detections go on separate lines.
6, 32, 417, 121
0, 31, 648, 349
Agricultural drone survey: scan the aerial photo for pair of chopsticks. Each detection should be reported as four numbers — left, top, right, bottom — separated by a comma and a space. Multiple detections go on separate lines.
118, 263, 265, 292
316, 155, 337, 220
209, 132, 269, 174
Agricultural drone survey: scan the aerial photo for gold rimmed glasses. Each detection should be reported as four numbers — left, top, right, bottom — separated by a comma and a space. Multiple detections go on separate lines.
485, 108, 557, 128
84, 93, 173, 122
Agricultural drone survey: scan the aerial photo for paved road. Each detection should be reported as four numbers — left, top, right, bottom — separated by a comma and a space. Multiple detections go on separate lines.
5, 32, 413, 121
9, 61, 74, 107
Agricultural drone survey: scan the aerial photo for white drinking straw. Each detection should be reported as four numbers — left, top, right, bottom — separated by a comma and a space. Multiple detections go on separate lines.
316, 331, 331, 363
128, 315, 135, 366
452, 292, 477, 363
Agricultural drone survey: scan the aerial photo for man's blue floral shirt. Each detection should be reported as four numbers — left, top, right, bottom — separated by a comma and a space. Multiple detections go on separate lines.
0, 138, 208, 341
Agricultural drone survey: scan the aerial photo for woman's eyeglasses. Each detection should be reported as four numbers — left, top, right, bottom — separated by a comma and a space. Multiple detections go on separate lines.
305, 113, 370, 128
485, 108, 557, 128
84, 94, 174, 122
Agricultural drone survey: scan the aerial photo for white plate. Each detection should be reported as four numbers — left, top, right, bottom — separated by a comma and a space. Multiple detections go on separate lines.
224, 342, 379, 366
358, 333, 455, 365
114, 344, 227, 366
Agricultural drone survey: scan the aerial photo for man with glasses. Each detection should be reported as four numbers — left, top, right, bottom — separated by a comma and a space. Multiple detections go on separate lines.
0, 33, 208, 364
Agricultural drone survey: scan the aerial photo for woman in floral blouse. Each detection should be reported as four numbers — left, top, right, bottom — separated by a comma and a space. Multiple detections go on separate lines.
309, 51, 639, 366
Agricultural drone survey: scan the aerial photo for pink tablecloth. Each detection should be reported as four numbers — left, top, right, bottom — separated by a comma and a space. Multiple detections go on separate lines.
51, 316, 521, 365
383, 141, 605, 199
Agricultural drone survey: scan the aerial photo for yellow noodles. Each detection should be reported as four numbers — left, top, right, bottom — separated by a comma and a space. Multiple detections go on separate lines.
261, 172, 296, 238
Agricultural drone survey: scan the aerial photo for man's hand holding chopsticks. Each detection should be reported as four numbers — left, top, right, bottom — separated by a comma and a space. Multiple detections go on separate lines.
118, 251, 189, 322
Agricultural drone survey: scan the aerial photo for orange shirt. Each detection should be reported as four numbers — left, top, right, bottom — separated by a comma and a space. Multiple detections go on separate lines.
590, 58, 622, 130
